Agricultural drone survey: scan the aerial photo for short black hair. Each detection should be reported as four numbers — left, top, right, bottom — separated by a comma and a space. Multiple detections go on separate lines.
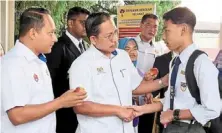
85, 12, 110, 39
163, 7, 196, 31
19, 7, 50, 37
67, 7, 90, 20
141, 13, 158, 23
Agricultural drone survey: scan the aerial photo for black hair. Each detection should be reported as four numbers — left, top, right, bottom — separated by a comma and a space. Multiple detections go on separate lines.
85, 12, 110, 38
141, 13, 158, 23
19, 7, 50, 37
163, 7, 196, 31
67, 7, 90, 20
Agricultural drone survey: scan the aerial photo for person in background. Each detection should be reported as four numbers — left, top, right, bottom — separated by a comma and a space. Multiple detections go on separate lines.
46, 7, 90, 133
118, 37, 155, 133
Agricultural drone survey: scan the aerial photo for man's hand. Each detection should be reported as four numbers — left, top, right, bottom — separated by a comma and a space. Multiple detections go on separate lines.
127, 105, 145, 117
160, 109, 174, 125
58, 89, 87, 108
117, 107, 135, 122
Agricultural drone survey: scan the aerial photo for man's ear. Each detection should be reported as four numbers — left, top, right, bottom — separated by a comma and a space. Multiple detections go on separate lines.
28, 28, 37, 40
181, 24, 188, 36
89, 36, 97, 45
140, 22, 143, 29
67, 20, 73, 28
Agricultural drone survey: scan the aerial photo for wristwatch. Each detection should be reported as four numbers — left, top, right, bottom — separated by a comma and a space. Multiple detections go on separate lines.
173, 109, 180, 121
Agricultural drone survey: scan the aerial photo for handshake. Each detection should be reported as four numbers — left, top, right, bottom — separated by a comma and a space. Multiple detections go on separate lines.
117, 105, 145, 122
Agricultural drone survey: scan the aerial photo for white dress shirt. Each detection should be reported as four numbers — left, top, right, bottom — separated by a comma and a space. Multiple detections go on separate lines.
134, 35, 165, 73
66, 30, 83, 52
1, 40, 56, 133
69, 45, 142, 133
162, 44, 221, 125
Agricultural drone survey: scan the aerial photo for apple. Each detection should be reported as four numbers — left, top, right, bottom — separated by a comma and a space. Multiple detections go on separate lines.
150, 68, 159, 76
74, 87, 85, 93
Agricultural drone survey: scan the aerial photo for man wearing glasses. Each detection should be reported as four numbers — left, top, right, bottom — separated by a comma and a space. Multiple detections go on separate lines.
46, 7, 90, 133
68, 12, 169, 133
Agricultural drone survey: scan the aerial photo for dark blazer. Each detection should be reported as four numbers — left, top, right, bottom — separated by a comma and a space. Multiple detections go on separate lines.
46, 33, 89, 133
153, 51, 172, 98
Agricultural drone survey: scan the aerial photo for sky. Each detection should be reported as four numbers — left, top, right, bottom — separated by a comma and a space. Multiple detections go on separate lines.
181, 0, 222, 23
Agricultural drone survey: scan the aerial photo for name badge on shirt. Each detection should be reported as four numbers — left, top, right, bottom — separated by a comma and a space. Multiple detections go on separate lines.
180, 82, 187, 92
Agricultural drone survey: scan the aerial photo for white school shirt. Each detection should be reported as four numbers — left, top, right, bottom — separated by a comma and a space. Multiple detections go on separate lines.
1, 40, 56, 133
69, 45, 142, 133
162, 44, 220, 125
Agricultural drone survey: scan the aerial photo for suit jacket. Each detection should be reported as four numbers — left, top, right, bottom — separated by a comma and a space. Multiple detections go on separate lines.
153, 51, 172, 98
46, 33, 89, 133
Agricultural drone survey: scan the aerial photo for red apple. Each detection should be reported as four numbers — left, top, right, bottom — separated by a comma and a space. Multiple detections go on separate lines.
150, 68, 159, 76
74, 87, 85, 93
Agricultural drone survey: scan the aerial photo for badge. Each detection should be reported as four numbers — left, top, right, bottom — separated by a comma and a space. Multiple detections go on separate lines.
33, 74, 39, 82
180, 82, 187, 92
97, 67, 105, 75
180, 70, 185, 75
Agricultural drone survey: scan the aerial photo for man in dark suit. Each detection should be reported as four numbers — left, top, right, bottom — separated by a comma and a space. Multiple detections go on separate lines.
46, 7, 90, 133
153, 51, 173, 133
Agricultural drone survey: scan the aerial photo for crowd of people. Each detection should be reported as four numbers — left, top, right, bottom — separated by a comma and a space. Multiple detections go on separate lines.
1, 5, 221, 133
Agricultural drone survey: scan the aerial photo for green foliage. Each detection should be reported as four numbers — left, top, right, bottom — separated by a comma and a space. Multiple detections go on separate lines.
15, 0, 180, 41
15, 1, 96, 36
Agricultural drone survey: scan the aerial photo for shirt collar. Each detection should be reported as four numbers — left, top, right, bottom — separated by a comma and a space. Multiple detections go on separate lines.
179, 43, 197, 64
15, 40, 39, 62
90, 44, 116, 59
135, 34, 153, 46
66, 30, 82, 45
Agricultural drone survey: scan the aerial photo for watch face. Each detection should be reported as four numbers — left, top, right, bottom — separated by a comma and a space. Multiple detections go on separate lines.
173, 109, 180, 121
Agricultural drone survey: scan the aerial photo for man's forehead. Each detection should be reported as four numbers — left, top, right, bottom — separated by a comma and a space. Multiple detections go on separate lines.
73, 14, 88, 19
143, 18, 158, 23
43, 14, 56, 28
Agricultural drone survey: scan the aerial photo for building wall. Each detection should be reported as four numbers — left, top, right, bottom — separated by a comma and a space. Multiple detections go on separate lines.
0, 1, 14, 53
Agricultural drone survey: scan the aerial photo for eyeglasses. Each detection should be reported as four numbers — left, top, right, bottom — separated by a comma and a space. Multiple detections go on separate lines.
100, 29, 119, 41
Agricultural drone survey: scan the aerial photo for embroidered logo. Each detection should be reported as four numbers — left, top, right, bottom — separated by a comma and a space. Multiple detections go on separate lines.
180, 82, 187, 92
33, 74, 39, 82
97, 67, 105, 75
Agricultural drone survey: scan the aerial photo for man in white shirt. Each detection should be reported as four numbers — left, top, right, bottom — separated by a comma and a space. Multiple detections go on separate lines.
45, 7, 90, 133
135, 14, 165, 74
130, 7, 221, 133
1, 7, 87, 133
69, 12, 169, 133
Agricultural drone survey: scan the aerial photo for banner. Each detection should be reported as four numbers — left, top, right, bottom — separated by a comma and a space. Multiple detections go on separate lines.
117, 4, 156, 38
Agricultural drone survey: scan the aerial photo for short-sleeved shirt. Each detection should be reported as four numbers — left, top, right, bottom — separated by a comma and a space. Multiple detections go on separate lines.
134, 35, 165, 73
69, 45, 142, 133
161, 44, 220, 125
1, 41, 56, 133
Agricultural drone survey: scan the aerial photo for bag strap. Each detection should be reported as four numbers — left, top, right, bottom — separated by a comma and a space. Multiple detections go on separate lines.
185, 50, 207, 104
